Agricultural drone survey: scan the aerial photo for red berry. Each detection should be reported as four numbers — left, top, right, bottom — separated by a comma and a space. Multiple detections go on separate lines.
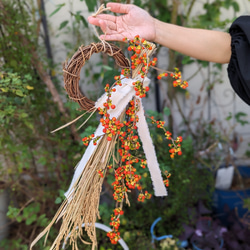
135, 49, 141, 54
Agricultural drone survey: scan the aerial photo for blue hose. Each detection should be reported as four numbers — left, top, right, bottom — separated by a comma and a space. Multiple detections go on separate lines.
150, 217, 188, 248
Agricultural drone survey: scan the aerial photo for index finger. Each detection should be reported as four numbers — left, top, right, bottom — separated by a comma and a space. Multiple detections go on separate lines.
107, 2, 132, 14
94, 14, 116, 22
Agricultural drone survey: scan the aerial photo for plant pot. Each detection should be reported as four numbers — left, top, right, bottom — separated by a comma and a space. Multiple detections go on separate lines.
0, 189, 9, 241
212, 166, 250, 225
192, 238, 224, 250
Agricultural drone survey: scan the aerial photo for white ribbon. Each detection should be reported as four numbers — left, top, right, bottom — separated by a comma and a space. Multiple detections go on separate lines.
65, 75, 167, 198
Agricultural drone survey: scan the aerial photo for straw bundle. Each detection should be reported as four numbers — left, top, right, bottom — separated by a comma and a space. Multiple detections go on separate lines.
31, 37, 171, 250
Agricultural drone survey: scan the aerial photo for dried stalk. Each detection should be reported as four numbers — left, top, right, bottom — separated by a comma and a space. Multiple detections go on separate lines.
31, 37, 156, 249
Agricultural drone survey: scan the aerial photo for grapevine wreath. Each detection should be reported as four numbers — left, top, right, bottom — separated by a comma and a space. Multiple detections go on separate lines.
31, 34, 188, 250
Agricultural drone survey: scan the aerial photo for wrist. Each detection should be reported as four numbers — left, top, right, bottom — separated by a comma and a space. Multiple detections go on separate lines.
153, 18, 170, 46
152, 18, 159, 43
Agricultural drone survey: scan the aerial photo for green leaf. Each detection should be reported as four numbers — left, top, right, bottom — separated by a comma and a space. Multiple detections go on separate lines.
19, 112, 28, 118
25, 214, 37, 225
59, 20, 69, 30
182, 56, 195, 65
33, 203, 40, 213
80, 15, 88, 28
38, 156, 47, 165
226, 112, 232, 121
232, 2, 240, 12
102, 65, 113, 71
15, 90, 24, 97
16, 216, 23, 223
133, 0, 142, 6
163, 107, 170, 117
37, 214, 49, 227
49, 3, 65, 17
85, 0, 97, 12
24, 120, 34, 130
235, 112, 249, 126
0, 88, 8, 92
73, 12, 81, 23
55, 197, 62, 204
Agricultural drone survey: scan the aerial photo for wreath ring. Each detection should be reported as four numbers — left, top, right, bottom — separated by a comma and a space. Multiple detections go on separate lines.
63, 41, 130, 111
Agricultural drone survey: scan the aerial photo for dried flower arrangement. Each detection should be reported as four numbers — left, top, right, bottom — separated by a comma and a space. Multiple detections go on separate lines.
31, 35, 188, 250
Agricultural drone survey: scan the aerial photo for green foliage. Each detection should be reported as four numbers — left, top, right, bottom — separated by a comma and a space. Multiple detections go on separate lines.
243, 198, 250, 210
191, 0, 239, 28
7, 203, 48, 226
84, 0, 98, 12
0, 0, 98, 248
0, 72, 34, 128
49, 3, 66, 17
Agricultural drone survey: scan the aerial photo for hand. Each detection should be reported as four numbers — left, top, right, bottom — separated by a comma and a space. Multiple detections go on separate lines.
88, 3, 156, 42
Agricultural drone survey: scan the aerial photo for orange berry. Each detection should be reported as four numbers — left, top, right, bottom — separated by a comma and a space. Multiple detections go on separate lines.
135, 49, 141, 54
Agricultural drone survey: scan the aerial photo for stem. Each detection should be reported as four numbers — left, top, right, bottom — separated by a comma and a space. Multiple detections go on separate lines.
186, 0, 197, 21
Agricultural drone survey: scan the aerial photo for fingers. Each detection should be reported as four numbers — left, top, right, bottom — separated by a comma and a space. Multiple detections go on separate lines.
88, 16, 102, 27
99, 19, 117, 33
89, 14, 116, 23
106, 2, 132, 14
88, 17, 117, 34
100, 33, 124, 42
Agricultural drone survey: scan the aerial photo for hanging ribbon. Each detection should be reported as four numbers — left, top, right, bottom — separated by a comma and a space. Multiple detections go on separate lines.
65, 75, 167, 199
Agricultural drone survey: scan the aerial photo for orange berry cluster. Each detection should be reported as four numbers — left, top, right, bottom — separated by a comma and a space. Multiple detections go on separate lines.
137, 191, 152, 202
132, 80, 150, 98
107, 208, 125, 244
157, 72, 170, 79
150, 116, 183, 159
82, 133, 95, 146
172, 68, 189, 89
97, 169, 104, 178
106, 230, 120, 245
140, 159, 147, 169
100, 116, 124, 141
167, 134, 183, 158
124, 35, 157, 77
157, 68, 189, 90
163, 171, 171, 187
106, 99, 151, 243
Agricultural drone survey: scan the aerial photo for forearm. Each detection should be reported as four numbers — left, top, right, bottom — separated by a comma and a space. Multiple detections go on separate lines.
153, 19, 231, 64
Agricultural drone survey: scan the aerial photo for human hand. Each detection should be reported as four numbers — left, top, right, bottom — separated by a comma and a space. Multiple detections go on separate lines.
88, 3, 156, 42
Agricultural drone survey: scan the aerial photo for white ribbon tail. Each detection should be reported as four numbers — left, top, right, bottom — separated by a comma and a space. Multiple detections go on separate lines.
137, 100, 167, 196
